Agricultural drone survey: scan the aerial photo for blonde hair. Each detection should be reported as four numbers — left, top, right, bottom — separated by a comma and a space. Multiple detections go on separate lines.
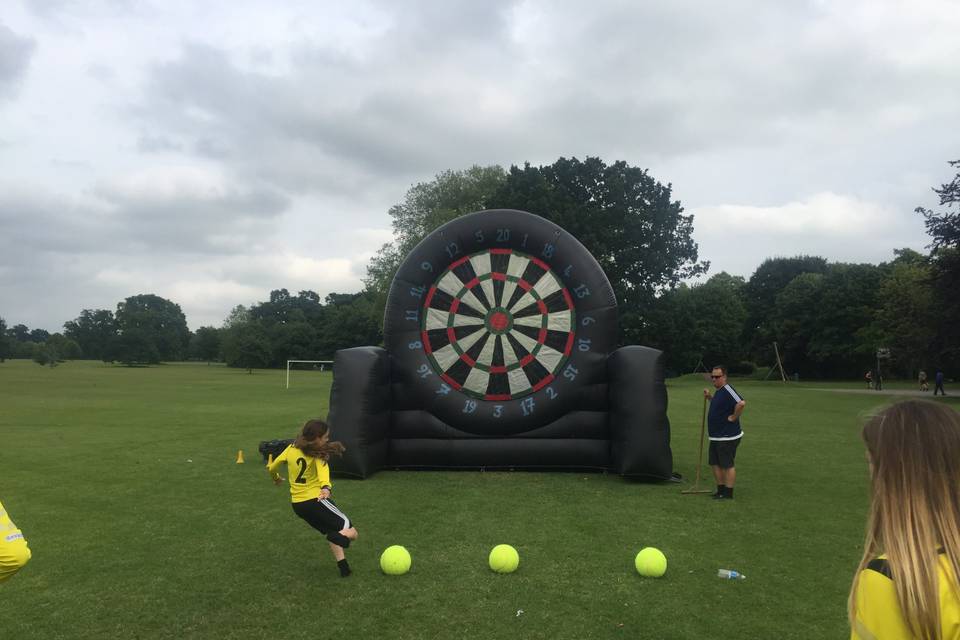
849, 400, 960, 640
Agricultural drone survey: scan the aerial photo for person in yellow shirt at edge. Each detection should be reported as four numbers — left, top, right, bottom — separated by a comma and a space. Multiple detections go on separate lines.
1, 498, 31, 583
268, 419, 358, 577
849, 400, 960, 639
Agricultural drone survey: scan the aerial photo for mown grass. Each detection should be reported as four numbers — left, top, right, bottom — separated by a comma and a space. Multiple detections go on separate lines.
1, 360, 957, 639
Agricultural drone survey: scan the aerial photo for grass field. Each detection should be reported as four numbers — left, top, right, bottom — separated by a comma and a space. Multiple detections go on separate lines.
1, 360, 958, 639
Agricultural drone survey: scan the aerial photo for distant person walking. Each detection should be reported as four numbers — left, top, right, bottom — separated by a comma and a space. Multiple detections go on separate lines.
865, 371, 873, 390
848, 401, 960, 639
934, 370, 947, 396
873, 369, 883, 391
919, 370, 929, 392
703, 365, 746, 500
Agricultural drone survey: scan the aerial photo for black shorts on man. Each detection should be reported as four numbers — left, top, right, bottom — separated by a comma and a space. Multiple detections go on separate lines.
708, 439, 740, 468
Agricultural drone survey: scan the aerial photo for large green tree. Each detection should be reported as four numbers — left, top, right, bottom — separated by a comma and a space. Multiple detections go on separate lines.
316, 291, 383, 357
872, 250, 936, 375
113, 294, 190, 363
741, 256, 829, 363
916, 159, 960, 364
644, 272, 747, 374
190, 326, 221, 363
64, 309, 117, 360
490, 157, 708, 343
365, 165, 507, 307
771, 263, 883, 377
221, 322, 271, 372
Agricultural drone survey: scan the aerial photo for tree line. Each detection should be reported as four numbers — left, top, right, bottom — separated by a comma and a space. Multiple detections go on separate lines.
1, 156, 956, 378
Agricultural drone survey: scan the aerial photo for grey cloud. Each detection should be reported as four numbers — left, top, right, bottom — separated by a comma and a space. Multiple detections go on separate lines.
128, 1, 960, 208
0, 176, 290, 259
137, 134, 183, 153
0, 23, 36, 100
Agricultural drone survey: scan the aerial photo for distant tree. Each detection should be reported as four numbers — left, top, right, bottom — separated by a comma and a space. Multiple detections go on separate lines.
916, 159, 960, 363
771, 263, 884, 377
221, 322, 271, 373
13, 341, 38, 359
365, 165, 508, 308
46, 334, 82, 360
249, 289, 324, 328
114, 294, 190, 362
191, 326, 221, 363
644, 273, 747, 373
33, 344, 59, 367
222, 304, 251, 329
917, 159, 960, 250
741, 256, 829, 363
268, 321, 317, 365
317, 291, 383, 356
490, 157, 709, 343
64, 309, 117, 360
0, 317, 9, 362
108, 327, 161, 365
771, 272, 824, 377
872, 251, 936, 375
29, 328, 50, 343
9, 324, 30, 342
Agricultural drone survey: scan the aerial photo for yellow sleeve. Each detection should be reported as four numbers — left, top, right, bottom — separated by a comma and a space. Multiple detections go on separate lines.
266, 446, 289, 475
315, 457, 332, 491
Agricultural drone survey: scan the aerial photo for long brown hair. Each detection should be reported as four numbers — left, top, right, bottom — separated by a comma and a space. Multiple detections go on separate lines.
849, 400, 960, 640
293, 419, 346, 461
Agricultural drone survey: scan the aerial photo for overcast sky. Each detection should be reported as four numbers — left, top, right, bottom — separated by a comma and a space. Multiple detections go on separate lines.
2, 1, 958, 332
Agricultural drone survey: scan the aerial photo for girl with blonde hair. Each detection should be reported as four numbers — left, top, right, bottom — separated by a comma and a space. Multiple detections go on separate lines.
849, 400, 960, 639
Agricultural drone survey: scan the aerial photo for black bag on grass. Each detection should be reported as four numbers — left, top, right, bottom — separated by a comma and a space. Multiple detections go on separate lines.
258, 439, 294, 463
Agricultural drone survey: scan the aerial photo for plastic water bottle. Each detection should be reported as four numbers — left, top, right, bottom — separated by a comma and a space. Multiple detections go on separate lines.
718, 569, 746, 580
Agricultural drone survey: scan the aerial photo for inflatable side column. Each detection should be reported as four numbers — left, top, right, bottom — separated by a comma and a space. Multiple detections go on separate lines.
608, 345, 673, 479
327, 346, 391, 479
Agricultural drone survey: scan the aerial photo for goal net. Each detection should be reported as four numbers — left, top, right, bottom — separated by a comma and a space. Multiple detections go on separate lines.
285, 359, 334, 389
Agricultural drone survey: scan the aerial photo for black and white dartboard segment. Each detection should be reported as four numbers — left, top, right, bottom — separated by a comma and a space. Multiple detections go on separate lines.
421, 248, 576, 400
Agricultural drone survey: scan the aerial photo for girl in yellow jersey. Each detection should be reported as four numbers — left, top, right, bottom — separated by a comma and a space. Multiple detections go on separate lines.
0, 498, 31, 583
268, 419, 358, 577
849, 401, 960, 640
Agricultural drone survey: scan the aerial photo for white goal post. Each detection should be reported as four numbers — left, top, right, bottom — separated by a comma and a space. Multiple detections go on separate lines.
285, 359, 334, 389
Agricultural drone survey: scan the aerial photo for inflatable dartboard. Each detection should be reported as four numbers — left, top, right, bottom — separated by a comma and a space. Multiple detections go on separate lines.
384, 209, 617, 432
328, 209, 673, 480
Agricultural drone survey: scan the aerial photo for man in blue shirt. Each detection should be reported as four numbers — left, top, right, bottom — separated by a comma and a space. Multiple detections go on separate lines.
703, 365, 747, 500
934, 370, 947, 396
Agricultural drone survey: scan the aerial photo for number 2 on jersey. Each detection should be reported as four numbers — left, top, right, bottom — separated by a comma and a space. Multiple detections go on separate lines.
295, 457, 308, 484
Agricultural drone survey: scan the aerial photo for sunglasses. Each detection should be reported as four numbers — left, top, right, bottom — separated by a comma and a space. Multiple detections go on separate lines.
710, 374, 723, 379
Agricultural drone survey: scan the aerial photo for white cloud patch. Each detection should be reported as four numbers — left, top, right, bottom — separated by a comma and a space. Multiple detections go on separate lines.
695, 193, 899, 236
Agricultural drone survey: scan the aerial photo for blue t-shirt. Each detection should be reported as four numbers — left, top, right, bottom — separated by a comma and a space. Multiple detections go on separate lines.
708, 384, 743, 440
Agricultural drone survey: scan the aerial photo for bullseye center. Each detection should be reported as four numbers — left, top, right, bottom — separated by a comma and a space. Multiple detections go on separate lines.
489, 311, 509, 331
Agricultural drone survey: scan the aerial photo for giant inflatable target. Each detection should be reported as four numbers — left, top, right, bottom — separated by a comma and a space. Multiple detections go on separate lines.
328, 209, 673, 479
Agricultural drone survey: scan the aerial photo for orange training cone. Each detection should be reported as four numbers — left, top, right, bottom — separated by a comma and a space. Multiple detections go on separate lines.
236, 450, 245, 464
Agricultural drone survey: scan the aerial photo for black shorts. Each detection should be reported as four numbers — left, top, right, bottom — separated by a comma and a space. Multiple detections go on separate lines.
291, 498, 352, 535
708, 439, 740, 469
